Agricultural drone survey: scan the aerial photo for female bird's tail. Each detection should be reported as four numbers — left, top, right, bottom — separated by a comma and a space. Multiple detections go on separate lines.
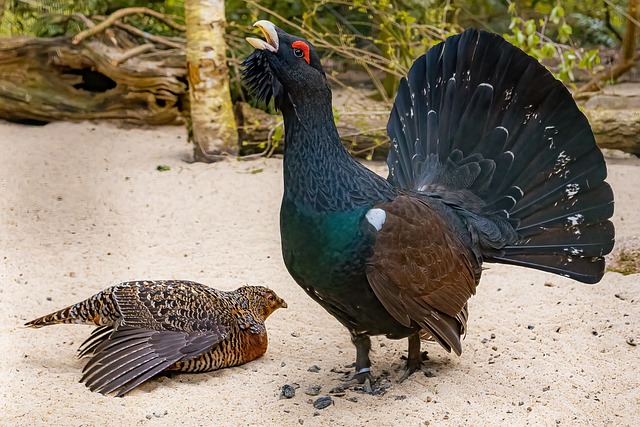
386, 29, 614, 283
25, 288, 117, 328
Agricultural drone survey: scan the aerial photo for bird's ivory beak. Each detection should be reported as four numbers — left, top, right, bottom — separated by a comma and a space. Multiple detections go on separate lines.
246, 20, 279, 53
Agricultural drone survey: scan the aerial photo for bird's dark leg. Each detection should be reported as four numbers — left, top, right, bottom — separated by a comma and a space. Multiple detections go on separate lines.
350, 332, 373, 384
398, 332, 422, 383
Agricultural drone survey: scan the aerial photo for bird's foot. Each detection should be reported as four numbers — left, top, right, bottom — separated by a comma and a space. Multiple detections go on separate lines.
397, 359, 422, 383
341, 368, 375, 394
397, 334, 427, 383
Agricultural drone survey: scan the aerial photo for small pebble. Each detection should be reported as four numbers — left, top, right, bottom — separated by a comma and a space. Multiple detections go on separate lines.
305, 385, 321, 396
329, 386, 345, 397
527, 325, 535, 330
626, 337, 637, 346
281, 384, 296, 399
347, 397, 358, 403
424, 371, 435, 378
518, 401, 524, 406
46, 297, 52, 301
308, 365, 321, 373
281, 361, 286, 367
394, 395, 407, 401
490, 333, 496, 339
543, 385, 550, 392
313, 396, 333, 410
481, 338, 489, 344
291, 332, 299, 337
592, 330, 598, 336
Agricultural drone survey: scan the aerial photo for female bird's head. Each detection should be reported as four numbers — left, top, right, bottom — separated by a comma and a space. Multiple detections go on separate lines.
242, 21, 329, 111
240, 285, 288, 319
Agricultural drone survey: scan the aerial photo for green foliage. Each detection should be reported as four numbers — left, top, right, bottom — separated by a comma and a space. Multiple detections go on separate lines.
1, 0, 184, 37
503, 2, 602, 83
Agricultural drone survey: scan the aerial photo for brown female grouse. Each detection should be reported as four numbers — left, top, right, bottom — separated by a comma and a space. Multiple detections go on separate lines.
242, 22, 615, 385
26, 281, 287, 396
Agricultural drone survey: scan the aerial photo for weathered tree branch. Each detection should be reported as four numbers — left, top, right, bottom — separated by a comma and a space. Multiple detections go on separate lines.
575, 54, 640, 96
112, 43, 154, 65
110, 21, 185, 49
71, 7, 185, 45
578, 0, 640, 96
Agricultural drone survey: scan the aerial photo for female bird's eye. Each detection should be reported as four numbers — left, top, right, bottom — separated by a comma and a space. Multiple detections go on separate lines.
267, 294, 275, 301
293, 48, 304, 58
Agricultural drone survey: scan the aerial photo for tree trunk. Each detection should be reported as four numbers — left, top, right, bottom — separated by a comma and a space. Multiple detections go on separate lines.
621, 0, 639, 62
0, 0, 6, 26
184, 0, 238, 162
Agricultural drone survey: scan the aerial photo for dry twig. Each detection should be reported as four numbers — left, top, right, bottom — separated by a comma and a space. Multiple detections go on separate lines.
575, 54, 640, 97
111, 21, 185, 50
72, 7, 185, 45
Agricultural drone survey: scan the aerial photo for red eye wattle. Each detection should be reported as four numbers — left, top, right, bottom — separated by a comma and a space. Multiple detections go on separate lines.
291, 41, 310, 64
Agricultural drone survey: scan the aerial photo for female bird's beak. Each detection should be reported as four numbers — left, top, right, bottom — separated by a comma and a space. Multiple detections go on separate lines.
246, 20, 279, 53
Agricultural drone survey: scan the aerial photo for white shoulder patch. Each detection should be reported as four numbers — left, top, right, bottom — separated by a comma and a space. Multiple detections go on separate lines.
365, 208, 386, 231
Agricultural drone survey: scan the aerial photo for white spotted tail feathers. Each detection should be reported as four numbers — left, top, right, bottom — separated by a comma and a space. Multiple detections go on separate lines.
386, 29, 614, 283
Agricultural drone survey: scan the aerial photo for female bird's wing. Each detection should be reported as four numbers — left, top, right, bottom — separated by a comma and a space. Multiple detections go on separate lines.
80, 320, 228, 397
79, 281, 231, 397
364, 195, 478, 355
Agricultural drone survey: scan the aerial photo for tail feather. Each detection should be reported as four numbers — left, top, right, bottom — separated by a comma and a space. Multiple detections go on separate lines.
25, 288, 118, 328
492, 253, 606, 284
386, 29, 614, 283
25, 306, 77, 328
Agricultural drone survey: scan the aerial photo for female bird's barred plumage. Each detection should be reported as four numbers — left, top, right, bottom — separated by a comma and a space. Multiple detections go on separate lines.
26, 280, 287, 397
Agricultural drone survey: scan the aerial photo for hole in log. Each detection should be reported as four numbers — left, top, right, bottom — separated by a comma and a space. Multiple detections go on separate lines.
6, 118, 49, 126
64, 68, 117, 93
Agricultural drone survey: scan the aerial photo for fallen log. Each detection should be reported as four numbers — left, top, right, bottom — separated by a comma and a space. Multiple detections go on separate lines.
585, 109, 640, 156
234, 102, 640, 158
235, 102, 389, 159
0, 36, 186, 125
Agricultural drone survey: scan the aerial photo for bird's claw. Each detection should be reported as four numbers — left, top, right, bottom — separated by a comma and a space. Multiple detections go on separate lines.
341, 368, 374, 394
397, 360, 422, 383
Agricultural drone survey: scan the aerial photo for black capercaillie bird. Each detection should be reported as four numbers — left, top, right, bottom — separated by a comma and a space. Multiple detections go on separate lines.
242, 22, 615, 384
25, 281, 287, 396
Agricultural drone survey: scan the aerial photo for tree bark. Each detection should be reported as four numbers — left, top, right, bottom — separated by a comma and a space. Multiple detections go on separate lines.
184, 0, 238, 162
0, 37, 186, 125
621, 0, 639, 62
0, 0, 6, 27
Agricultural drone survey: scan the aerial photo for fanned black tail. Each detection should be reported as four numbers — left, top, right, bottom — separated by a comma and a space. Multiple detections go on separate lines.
386, 29, 614, 284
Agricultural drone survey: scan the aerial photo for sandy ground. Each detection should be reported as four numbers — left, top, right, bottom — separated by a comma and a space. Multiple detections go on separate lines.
0, 120, 638, 427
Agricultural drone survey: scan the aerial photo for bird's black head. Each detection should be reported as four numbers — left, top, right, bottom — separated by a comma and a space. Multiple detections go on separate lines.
241, 21, 328, 110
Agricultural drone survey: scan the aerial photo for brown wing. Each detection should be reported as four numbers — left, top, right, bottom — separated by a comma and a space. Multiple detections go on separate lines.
365, 195, 478, 355
80, 320, 227, 397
